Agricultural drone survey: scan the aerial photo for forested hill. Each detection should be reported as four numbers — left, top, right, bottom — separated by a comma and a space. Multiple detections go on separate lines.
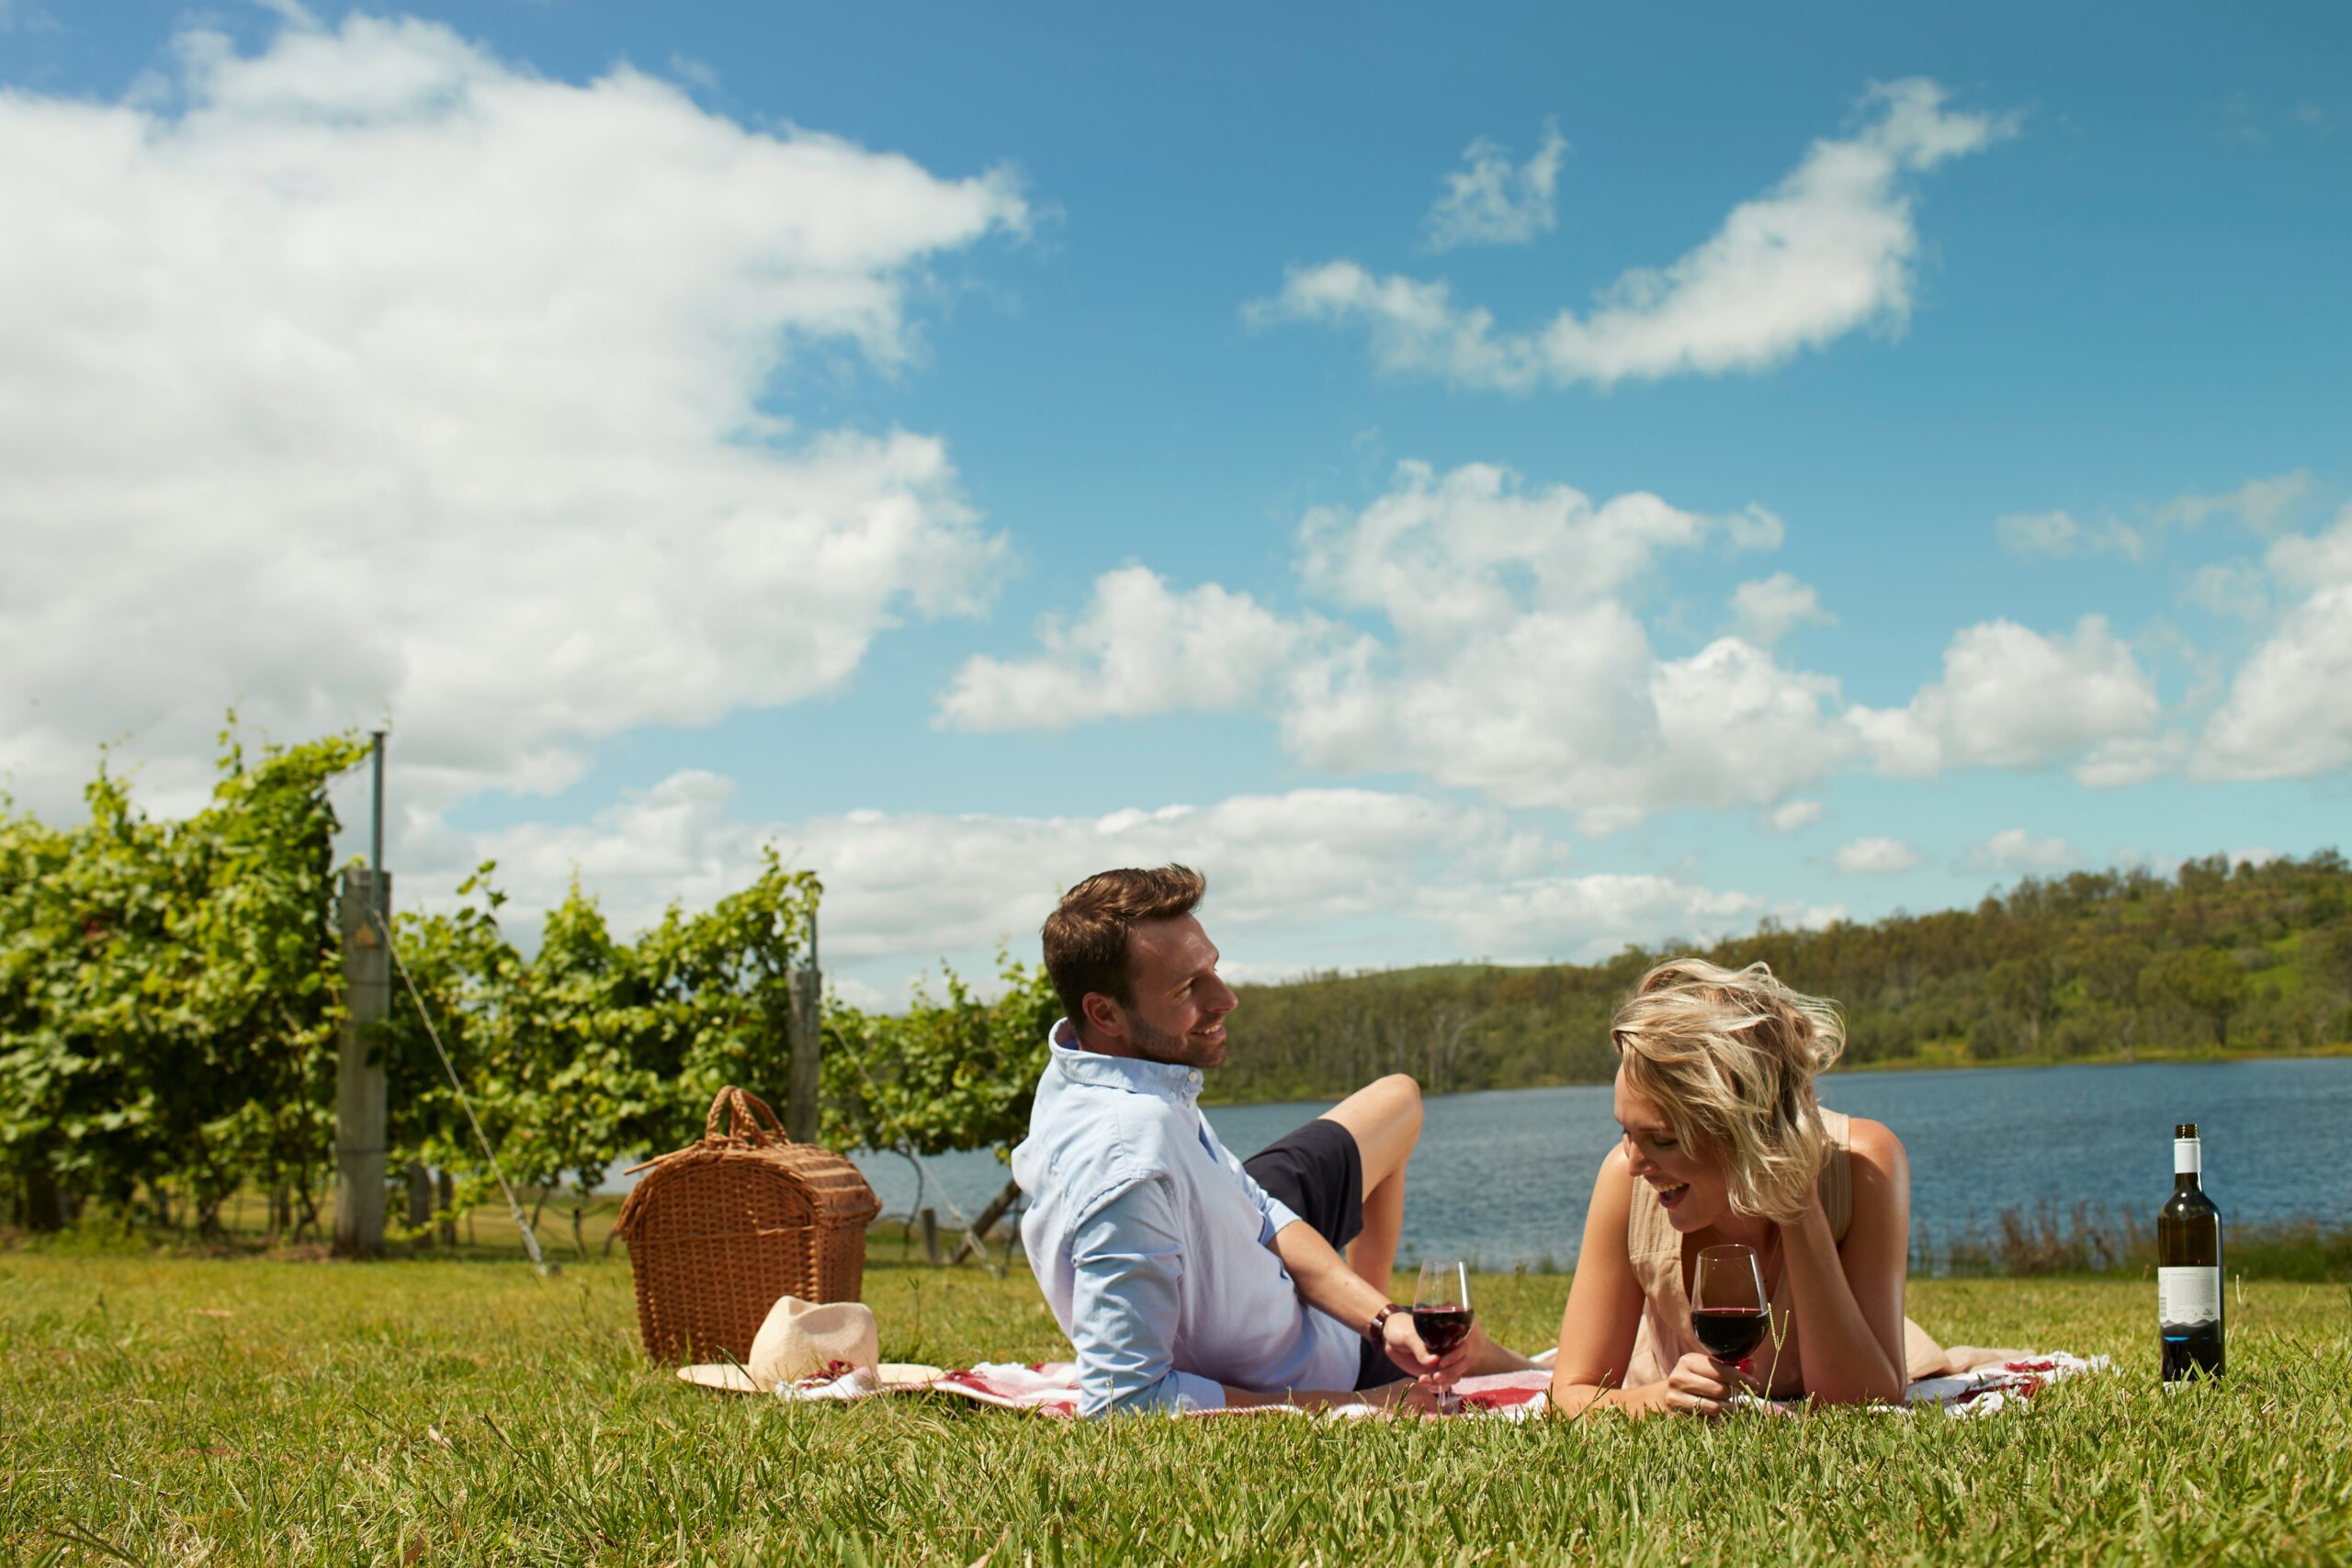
1213, 852, 2352, 1105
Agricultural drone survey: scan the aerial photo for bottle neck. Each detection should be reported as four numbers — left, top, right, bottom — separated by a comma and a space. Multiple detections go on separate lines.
2174, 1137, 2202, 1190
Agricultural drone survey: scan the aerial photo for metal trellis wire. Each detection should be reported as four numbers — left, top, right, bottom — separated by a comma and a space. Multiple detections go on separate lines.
370, 907, 558, 1277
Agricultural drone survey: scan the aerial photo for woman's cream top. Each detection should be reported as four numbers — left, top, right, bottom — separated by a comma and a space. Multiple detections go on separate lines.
1623, 1108, 1953, 1395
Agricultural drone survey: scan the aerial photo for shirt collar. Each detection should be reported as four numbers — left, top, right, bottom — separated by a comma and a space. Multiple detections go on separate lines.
1046, 1018, 1206, 1104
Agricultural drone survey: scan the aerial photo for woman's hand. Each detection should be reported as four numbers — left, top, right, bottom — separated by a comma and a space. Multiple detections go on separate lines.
1646, 1351, 1746, 1416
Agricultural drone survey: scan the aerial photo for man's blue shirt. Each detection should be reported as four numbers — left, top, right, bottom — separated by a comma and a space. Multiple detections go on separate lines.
1010, 1021, 1363, 1416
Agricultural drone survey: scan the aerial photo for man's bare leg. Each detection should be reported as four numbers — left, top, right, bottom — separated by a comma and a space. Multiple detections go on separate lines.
1319, 1074, 1532, 1374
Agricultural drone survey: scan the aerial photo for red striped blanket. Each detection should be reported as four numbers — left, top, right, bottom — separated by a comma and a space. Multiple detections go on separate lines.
734, 1353, 2106, 1418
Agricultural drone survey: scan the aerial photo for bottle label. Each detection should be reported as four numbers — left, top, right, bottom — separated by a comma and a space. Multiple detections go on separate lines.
2175, 1138, 2200, 1177
2158, 1266, 2221, 1327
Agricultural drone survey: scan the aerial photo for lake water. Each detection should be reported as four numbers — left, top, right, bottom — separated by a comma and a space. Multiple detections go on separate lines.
840, 1058, 2352, 1271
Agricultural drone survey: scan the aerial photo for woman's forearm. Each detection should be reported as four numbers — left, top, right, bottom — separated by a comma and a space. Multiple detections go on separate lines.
1781, 1203, 1905, 1404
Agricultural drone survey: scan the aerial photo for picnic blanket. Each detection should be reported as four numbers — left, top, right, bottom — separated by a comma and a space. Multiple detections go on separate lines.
726, 1352, 2108, 1419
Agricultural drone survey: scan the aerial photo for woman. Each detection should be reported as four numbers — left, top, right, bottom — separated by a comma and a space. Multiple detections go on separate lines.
1548, 958, 2006, 1416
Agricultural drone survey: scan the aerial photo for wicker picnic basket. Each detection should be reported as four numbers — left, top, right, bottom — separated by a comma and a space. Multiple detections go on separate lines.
615, 1087, 881, 1364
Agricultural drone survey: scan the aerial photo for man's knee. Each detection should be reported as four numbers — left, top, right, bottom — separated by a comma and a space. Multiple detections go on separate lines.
1365, 1073, 1423, 1138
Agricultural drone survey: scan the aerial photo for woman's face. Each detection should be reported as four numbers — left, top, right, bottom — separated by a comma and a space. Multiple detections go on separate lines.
1612, 1063, 1731, 1234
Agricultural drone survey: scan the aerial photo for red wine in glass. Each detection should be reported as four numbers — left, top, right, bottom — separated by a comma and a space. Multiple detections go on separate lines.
1691, 1243, 1770, 1369
1690, 1307, 1770, 1361
1412, 1306, 1475, 1357
1412, 1259, 1475, 1411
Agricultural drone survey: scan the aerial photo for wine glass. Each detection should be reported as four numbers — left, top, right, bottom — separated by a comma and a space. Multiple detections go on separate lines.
1690, 1243, 1770, 1377
1412, 1259, 1475, 1412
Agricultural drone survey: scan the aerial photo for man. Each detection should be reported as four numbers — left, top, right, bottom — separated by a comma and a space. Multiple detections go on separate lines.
1011, 863, 1526, 1416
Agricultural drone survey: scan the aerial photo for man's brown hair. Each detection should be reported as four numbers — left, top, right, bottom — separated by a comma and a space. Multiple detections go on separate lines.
1042, 864, 1206, 1033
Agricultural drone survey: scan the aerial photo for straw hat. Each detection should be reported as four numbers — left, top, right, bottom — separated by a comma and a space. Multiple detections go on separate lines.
677, 1295, 938, 1393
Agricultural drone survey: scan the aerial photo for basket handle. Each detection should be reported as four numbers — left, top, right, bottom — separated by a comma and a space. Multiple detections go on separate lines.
704, 1086, 790, 1147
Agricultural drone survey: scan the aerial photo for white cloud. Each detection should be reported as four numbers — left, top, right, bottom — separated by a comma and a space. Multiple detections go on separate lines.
1833, 836, 1919, 874
0, 0, 60, 35
668, 53, 721, 95
1252, 79, 2013, 389
1274, 463, 1849, 831
1848, 616, 2161, 783
2071, 733, 2189, 789
1995, 509, 2143, 560
1964, 828, 2078, 873
947, 457, 2211, 824
2154, 470, 2312, 536
2262, 501, 2352, 588
935, 567, 1315, 731
1769, 799, 1825, 833
2198, 503, 2352, 779
0, 15, 1024, 819
423, 770, 1835, 987
1727, 572, 1835, 648
1424, 118, 1569, 251
249, 0, 322, 29
938, 457, 2227, 819
935, 461, 1840, 833
2184, 561, 2271, 622
1294, 460, 1750, 631
1999, 471, 2313, 566
1420, 874, 1842, 965
452, 772, 1532, 960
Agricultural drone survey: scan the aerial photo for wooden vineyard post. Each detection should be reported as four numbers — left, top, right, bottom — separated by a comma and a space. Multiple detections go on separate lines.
334, 864, 391, 1257
334, 730, 392, 1259
406, 1161, 433, 1247
786, 908, 821, 1144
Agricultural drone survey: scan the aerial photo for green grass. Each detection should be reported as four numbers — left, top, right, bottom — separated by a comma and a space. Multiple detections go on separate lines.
4, 1251, 2348, 1566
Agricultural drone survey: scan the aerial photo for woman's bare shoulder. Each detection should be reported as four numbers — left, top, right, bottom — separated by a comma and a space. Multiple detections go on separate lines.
1842, 1115, 1909, 1175
1583, 1143, 1634, 1215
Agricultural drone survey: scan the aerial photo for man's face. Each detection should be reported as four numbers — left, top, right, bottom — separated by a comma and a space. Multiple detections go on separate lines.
1097, 914, 1238, 1069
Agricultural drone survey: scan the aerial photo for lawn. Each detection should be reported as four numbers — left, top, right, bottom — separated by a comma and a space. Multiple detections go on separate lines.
4, 1247, 2347, 1565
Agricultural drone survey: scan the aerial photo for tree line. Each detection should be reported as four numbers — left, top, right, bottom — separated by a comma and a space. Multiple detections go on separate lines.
1213, 852, 2352, 1102
1, 728, 1053, 1240
10, 723, 2347, 1237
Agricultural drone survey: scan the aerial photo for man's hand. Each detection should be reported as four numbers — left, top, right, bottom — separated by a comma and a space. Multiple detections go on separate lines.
1381, 1310, 1470, 1385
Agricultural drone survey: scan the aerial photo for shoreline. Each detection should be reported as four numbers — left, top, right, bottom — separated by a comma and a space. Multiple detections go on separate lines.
1203, 1041, 2352, 1109
1828, 1039, 2352, 1077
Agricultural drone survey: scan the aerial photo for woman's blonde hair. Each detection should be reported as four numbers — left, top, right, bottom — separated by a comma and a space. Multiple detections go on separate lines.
1611, 958, 1846, 1224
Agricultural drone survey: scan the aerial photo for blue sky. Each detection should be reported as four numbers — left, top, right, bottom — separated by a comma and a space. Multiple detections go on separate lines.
3, 2, 2347, 1001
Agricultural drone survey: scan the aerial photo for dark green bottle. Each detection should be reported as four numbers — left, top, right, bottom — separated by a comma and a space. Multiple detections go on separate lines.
2156, 1122, 2224, 1383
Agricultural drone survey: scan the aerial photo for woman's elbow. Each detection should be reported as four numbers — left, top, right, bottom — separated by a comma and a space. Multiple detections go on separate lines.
1815, 1359, 1906, 1408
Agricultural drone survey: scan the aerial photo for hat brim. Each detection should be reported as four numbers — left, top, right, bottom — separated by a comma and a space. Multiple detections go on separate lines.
676, 1362, 761, 1394
675, 1361, 944, 1394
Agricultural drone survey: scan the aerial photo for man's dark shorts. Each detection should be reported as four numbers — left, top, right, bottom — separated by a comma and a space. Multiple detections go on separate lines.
1241, 1116, 1408, 1391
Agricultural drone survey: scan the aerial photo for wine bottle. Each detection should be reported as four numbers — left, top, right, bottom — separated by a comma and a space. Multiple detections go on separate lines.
2156, 1122, 2224, 1384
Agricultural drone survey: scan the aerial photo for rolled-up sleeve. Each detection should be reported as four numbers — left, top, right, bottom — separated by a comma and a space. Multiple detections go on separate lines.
1068, 1177, 1227, 1416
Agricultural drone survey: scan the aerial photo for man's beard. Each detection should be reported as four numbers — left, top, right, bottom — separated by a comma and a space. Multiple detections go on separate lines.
1125, 1010, 1227, 1070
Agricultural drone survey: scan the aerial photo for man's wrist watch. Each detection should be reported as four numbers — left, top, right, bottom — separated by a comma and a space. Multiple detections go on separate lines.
1366, 1302, 1405, 1344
